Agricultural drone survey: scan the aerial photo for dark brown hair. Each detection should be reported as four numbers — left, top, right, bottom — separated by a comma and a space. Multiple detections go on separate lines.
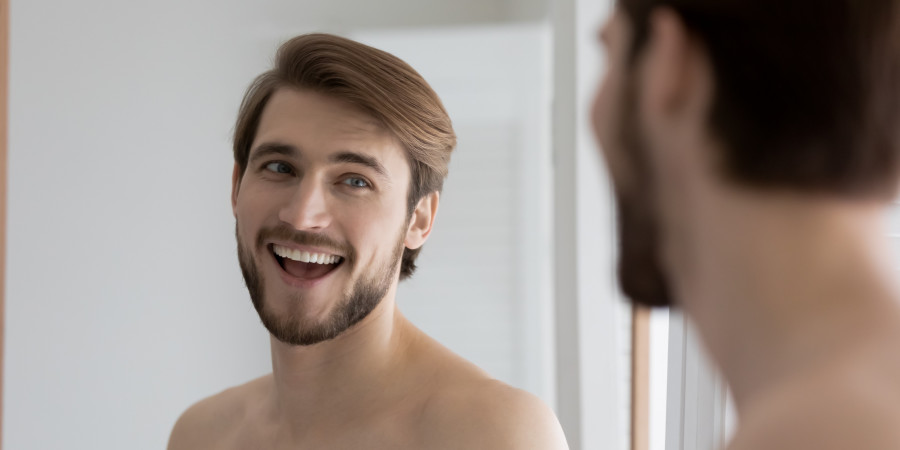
233, 33, 456, 280
620, 0, 900, 198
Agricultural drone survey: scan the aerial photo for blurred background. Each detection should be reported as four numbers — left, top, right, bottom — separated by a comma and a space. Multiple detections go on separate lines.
1, 0, 684, 449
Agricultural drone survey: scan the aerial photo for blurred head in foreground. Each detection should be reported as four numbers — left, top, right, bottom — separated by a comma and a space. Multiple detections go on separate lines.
592, 0, 900, 307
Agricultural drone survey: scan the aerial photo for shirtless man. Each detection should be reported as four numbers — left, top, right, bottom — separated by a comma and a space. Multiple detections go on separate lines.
593, 1, 900, 449
167, 34, 568, 450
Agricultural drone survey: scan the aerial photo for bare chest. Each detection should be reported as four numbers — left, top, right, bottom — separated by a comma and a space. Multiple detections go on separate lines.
215, 410, 429, 450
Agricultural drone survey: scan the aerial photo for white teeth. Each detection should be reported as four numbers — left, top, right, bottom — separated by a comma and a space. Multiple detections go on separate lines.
273, 245, 341, 265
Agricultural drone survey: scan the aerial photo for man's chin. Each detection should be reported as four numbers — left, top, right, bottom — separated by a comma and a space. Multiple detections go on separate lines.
265, 280, 343, 314
258, 305, 349, 346
614, 191, 673, 307
616, 210, 674, 307
255, 273, 389, 346
618, 258, 674, 308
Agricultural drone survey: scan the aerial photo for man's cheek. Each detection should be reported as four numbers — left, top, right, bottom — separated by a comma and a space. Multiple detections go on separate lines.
593, 83, 623, 159
592, 88, 611, 143
593, 111, 630, 191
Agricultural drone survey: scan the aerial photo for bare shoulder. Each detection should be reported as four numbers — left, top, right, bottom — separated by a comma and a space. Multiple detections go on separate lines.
727, 368, 900, 450
405, 332, 568, 450
418, 377, 568, 450
399, 327, 567, 449
167, 375, 269, 450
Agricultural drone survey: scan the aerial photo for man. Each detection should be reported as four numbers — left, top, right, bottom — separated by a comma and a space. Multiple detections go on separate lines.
168, 34, 568, 449
594, 0, 900, 448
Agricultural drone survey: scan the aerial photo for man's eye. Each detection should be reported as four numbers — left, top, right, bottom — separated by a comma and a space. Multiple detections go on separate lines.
342, 177, 370, 189
265, 162, 292, 174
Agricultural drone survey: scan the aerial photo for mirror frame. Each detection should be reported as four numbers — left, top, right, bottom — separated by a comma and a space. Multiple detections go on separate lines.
1, 0, 8, 445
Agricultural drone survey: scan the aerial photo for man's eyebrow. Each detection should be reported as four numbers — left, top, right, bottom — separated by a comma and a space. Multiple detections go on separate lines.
249, 142, 299, 163
329, 151, 389, 179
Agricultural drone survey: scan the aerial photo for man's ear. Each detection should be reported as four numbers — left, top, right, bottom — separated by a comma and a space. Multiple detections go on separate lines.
639, 7, 715, 182
231, 163, 242, 217
405, 191, 439, 250
640, 7, 712, 124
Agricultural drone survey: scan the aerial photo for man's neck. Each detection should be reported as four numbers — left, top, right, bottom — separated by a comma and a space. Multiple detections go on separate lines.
264, 290, 416, 434
670, 185, 900, 413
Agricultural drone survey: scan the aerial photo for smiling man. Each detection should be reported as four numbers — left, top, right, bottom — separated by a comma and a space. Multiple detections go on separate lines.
166, 34, 568, 449
593, 1, 900, 449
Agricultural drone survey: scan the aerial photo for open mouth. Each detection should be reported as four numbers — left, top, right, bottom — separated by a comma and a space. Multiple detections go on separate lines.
271, 244, 344, 281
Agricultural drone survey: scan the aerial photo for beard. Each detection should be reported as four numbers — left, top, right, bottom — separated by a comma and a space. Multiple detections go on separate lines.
613, 77, 674, 308
236, 222, 406, 346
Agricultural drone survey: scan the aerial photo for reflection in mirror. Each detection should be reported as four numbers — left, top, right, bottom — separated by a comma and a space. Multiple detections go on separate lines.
2, 0, 676, 449
3, 1, 597, 449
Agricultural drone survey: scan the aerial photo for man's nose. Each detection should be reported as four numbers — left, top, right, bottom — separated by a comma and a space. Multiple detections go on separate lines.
278, 178, 332, 231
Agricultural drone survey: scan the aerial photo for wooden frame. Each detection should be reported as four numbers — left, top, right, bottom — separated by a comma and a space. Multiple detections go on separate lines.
631, 306, 651, 450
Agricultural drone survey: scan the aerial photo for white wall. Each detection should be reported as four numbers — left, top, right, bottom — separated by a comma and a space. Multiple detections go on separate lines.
504, 0, 550, 22
253, 0, 507, 31
5, 1, 556, 449
6, 1, 274, 448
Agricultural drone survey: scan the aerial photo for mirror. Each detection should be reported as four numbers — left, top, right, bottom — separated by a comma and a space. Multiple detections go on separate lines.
2, 0, 674, 449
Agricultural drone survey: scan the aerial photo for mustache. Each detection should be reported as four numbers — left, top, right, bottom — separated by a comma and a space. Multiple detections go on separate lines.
256, 223, 356, 262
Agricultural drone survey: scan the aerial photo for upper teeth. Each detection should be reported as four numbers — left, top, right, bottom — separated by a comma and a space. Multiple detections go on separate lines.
273, 245, 341, 265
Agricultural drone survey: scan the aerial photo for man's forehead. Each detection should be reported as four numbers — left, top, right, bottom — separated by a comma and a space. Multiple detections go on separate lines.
598, 19, 613, 44
252, 88, 401, 158
599, 11, 628, 44
262, 87, 388, 135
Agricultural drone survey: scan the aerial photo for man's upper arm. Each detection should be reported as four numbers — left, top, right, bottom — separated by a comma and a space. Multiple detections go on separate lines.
167, 395, 229, 450
167, 402, 206, 450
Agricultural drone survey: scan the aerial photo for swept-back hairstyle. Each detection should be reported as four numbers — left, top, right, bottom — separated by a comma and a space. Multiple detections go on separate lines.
233, 33, 457, 279
620, 0, 900, 198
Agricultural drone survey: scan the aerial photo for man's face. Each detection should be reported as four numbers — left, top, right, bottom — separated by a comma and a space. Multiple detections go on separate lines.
233, 88, 412, 345
592, 11, 674, 307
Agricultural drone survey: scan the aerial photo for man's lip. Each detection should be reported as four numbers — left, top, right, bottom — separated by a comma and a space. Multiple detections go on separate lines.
268, 247, 344, 288
266, 240, 345, 259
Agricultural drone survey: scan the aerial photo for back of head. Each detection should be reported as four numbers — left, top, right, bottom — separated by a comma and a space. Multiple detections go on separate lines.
620, 0, 900, 199
233, 33, 457, 279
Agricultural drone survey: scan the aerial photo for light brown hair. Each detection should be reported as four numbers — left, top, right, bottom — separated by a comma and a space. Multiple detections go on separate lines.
233, 33, 456, 279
